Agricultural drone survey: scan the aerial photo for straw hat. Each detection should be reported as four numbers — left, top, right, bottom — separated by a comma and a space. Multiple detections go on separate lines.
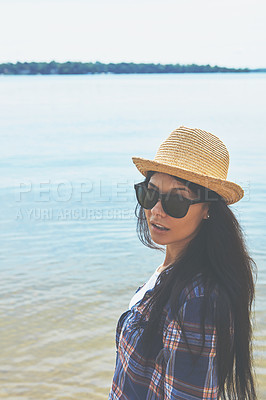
132, 126, 244, 205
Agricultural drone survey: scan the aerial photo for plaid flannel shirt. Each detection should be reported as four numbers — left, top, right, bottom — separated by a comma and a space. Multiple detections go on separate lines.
108, 273, 219, 400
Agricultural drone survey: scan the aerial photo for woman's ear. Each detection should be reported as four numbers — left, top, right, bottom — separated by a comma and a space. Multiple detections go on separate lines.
203, 202, 210, 220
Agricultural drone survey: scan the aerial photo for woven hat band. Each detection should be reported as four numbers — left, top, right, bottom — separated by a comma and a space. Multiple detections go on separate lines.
154, 126, 229, 180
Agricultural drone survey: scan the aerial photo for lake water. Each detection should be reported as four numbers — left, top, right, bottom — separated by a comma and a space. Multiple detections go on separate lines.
0, 73, 265, 399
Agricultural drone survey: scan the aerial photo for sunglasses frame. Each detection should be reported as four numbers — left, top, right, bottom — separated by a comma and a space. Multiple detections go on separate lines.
134, 181, 209, 218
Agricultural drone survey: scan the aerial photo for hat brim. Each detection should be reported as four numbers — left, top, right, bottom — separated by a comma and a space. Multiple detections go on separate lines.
132, 157, 244, 205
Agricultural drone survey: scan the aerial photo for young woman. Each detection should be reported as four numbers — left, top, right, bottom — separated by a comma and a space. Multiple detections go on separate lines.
108, 126, 257, 399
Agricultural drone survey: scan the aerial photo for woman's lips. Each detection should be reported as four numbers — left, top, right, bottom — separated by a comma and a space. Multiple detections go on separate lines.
150, 222, 170, 233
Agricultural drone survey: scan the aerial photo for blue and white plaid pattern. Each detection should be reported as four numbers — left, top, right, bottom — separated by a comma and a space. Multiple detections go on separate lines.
108, 274, 219, 399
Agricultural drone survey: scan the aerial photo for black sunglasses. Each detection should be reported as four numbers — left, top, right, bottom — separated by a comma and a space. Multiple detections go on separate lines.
134, 181, 209, 218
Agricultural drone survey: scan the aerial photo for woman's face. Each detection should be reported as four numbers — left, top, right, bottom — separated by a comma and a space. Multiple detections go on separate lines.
144, 172, 209, 247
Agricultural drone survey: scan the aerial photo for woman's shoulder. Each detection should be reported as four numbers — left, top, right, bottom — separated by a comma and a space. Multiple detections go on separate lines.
164, 272, 218, 321
181, 272, 218, 303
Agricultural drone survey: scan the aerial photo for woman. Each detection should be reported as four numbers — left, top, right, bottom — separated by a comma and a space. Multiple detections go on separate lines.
108, 126, 257, 399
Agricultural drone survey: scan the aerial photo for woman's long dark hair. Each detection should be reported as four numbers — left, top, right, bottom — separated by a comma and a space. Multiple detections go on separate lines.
135, 171, 257, 400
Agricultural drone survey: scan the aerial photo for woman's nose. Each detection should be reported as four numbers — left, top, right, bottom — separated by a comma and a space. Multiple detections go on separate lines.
150, 199, 167, 217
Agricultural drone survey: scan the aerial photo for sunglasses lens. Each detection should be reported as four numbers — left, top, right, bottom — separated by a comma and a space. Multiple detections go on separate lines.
135, 182, 191, 218
163, 194, 190, 218
135, 184, 158, 209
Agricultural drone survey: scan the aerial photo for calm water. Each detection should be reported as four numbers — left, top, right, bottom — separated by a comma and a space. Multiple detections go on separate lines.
0, 73, 266, 399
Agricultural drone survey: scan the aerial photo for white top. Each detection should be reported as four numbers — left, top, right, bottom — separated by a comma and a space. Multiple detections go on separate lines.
128, 266, 161, 309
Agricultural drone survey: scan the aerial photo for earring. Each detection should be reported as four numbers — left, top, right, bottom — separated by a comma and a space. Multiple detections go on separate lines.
206, 214, 210, 219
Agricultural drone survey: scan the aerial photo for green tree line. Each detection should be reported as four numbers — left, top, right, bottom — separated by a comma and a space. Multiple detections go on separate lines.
0, 61, 250, 75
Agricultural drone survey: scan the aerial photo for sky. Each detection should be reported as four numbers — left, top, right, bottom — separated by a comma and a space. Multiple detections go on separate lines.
0, 0, 265, 68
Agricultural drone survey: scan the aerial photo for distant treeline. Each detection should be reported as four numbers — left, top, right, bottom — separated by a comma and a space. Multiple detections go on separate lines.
0, 61, 253, 75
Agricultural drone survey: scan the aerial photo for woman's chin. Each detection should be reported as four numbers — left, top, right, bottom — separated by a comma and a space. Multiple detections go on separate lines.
150, 234, 168, 246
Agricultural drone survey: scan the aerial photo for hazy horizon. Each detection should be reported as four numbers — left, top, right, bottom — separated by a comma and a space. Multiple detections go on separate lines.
1, 0, 266, 69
